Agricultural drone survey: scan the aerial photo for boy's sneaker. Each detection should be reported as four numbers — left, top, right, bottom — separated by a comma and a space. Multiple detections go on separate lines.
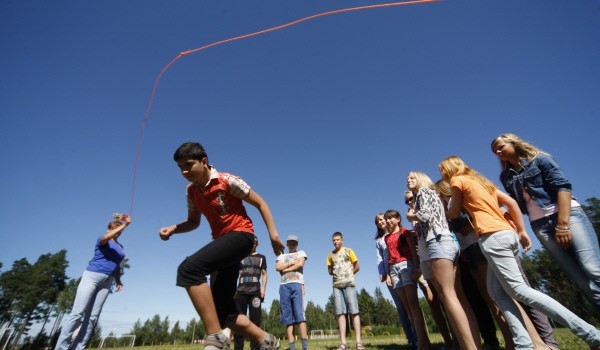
252, 333, 280, 350
203, 331, 231, 350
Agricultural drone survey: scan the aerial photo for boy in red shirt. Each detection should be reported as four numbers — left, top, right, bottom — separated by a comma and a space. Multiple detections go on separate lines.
159, 142, 284, 350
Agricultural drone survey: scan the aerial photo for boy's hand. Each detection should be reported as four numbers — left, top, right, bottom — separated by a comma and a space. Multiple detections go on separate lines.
271, 236, 285, 256
159, 226, 176, 241
385, 275, 392, 287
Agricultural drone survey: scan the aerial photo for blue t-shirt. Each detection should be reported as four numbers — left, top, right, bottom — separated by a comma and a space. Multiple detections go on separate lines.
86, 236, 126, 276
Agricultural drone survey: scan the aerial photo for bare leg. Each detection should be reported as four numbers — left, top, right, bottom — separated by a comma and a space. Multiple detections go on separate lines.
231, 314, 267, 344
298, 322, 308, 340
398, 286, 431, 350
287, 324, 295, 343
431, 258, 482, 350
351, 314, 362, 344
187, 284, 268, 344
338, 314, 347, 345
420, 281, 454, 348
186, 284, 221, 335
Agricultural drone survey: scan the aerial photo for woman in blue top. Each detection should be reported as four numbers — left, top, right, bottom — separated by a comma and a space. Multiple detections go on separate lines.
55, 214, 131, 350
491, 133, 600, 308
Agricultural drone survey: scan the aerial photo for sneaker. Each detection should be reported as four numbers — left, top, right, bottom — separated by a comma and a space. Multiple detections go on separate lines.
204, 332, 231, 350
253, 333, 280, 350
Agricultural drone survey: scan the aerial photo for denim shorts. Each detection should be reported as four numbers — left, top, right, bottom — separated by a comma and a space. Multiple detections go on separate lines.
390, 261, 415, 288
427, 234, 459, 260
279, 283, 305, 325
333, 285, 359, 315
420, 234, 459, 279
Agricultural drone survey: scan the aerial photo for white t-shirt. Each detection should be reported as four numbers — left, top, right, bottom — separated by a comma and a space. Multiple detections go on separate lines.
277, 250, 307, 284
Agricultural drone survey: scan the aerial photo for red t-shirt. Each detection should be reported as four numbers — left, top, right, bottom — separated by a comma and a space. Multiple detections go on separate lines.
187, 168, 254, 239
385, 227, 413, 264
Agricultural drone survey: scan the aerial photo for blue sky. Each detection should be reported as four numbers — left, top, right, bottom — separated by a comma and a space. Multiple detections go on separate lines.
2, 0, 600, 338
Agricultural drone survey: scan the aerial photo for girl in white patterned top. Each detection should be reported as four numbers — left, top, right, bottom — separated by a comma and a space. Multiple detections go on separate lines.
406, 171, 482, 350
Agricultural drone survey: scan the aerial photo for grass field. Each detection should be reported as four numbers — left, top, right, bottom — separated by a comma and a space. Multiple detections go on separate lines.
100, 328, 592, 350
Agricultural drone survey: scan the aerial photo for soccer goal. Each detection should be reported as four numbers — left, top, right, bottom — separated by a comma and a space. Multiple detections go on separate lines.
100, 334, 135, 348
310, 329, 339, 339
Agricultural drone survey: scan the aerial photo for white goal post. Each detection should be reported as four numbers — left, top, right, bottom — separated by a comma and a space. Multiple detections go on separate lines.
309, 329, 338, 339
100, 334, 135, 348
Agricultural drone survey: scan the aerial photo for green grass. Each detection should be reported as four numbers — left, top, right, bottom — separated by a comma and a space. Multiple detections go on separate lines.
99, 328, 590, 350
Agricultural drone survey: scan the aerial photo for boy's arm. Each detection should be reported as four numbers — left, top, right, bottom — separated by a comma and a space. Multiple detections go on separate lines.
275, 257, 288, 272
350, 249, 360, 274
159, 205, 201, 241
261, 268, 267, 299
282, 256, 306, 273
244, 190, 285, 256
328, 264, 333, 276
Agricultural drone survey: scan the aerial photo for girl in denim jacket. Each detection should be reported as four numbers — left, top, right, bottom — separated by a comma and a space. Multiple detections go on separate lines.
491, 133, 600, 308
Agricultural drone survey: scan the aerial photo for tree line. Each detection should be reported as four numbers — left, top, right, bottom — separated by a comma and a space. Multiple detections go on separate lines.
2, 198, 599, 349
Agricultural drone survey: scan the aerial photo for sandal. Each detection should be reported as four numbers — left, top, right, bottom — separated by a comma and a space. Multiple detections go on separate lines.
337, 344, 347, 350
356, 343, 365, 350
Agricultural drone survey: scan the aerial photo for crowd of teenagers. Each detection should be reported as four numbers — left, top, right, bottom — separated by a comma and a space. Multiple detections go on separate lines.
55, 133, 600, 350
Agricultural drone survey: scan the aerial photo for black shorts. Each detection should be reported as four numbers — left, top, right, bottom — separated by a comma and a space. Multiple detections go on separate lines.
177, 231, 254, 325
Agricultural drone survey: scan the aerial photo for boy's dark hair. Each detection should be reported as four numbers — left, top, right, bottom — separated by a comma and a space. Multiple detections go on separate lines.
174, 142, 208, 162
332, 231, 343, 238
384, 210, 401, 220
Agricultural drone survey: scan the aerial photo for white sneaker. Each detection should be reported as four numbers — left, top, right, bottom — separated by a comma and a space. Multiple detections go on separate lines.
204, 332, 231, 350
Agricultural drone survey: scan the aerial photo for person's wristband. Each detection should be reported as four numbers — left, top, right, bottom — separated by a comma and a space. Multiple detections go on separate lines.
555, 225, 570, 232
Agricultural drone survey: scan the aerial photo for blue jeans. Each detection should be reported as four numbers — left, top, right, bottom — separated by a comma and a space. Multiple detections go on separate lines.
479, 230, 600, 349
55, 270, 114, 350
385, 284, 417, 346
530, 206, 600, 307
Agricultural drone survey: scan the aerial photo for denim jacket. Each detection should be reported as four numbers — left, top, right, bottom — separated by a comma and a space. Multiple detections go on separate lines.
499, 153, 572, 215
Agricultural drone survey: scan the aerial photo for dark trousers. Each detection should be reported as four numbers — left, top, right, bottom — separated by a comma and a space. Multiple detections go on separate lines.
176, 231, 254, 326
234, 293, 263, 350
459, 255, 500, 347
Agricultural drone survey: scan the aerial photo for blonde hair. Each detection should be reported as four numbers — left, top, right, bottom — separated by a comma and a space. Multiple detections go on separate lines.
434, 179, 451, 198
408, 171, 434, 194
438, 156, 496, 195
491, 133, 546, 171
